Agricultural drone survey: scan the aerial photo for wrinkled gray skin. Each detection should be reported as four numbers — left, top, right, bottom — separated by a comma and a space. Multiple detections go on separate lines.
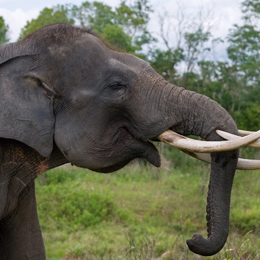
0, 24, 238, 259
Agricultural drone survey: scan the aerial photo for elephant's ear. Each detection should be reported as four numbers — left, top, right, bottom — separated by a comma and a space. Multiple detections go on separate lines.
0, 54, 55, 157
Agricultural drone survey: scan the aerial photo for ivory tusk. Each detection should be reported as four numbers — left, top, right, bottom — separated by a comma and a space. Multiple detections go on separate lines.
238, 129, 255, 137
236, 158, 260, 170
217, 130, 260, 148
157, 129, 260, 153
181, 151, 260, 170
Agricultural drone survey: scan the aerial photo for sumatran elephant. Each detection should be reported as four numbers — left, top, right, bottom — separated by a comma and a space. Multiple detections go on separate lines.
0, 23, 259, 259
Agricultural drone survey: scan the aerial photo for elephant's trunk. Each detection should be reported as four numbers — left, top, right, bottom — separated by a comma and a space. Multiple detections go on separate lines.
186, 149, 238, 256
164, 83, 238, 256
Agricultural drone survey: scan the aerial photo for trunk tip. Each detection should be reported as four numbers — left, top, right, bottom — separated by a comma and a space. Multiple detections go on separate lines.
186, 233, 225, 256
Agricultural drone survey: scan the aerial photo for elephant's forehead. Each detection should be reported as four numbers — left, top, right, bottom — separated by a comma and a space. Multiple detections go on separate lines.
106, 58, 124, 67
46, 34, 107, 59
113, 51, 151, 70
102, 58, 136, 77
108, 54, 148, 71
47, 45, 71, 57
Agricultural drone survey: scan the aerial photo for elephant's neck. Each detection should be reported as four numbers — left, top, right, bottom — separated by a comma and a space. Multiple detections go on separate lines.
0, 139, 67, 181
0, 139, 68, 219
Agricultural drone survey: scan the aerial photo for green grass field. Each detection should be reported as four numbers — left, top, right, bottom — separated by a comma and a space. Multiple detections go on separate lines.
35, 148, 260, 259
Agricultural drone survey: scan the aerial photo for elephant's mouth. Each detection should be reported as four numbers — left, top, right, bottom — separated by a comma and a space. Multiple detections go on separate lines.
140, 139, 161, 167
118, 127, 161, 168
74, 127, 161, 173
88, 141, 160, 173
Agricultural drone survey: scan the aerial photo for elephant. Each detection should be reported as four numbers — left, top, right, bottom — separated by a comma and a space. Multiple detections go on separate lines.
0, 23, 256, 259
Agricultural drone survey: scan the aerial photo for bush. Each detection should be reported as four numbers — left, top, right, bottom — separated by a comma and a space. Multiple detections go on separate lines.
37, 181, 116, 230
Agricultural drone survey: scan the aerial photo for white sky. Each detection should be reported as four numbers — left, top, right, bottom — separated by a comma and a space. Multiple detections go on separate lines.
0, 0, 243, 60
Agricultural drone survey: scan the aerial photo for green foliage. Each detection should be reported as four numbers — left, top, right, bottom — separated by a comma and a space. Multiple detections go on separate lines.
35, 162, 260, 259
37, 181, 116, 230
116, 0, 155, 49
101, 24, 137, 53
148, 48, 184, 82
184, 28, 211, 72
231, 171, 260, 232
71, 1, 114, 33
221, 0, 260, 129
0, 16, 9, 44
70, 0, 154, 54
241, 0, 260, 21
227, 24, 260, 84
234, 103, 260, 130
19, 6, 75, 39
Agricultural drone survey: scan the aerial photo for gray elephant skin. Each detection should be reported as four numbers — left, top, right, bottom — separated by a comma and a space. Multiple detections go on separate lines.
0, 24, 238, 259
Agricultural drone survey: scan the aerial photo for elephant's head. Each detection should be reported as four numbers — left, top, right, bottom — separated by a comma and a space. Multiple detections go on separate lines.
0, 24, 240, 255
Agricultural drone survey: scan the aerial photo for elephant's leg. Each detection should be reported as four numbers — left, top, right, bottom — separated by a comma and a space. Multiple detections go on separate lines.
0, 180, 46, 260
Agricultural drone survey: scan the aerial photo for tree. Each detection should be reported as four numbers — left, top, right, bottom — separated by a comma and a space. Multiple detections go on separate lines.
184, 28, 211, 73
147, 3, 214, 85
225, 0, 260, 129
19, 5, 75, 39
241, 0, 260, 22
101, 24, 136, 53
0, 16, 9, 44
71, 1, 135, 52
148, 48, 184, 82
227, 24, 260, 85
115, 0, 155, 49
71, 1, 154, 54
71, 1, 114, 34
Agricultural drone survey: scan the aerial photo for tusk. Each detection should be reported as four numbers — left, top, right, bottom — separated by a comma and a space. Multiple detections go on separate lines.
157, 129, 260, 153
181, 150, 260, 170
238, 129, 255, 136
237, 158, 260, 170
217, 130, 260, 148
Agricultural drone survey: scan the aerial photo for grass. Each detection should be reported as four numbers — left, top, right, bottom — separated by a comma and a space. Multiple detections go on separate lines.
35, 148, 260, 259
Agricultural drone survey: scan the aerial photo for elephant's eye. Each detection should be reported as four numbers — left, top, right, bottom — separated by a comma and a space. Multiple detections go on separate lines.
107, 83, 128, 97
36, 79, 55, 99
109, 84, 127, 91
101, 82, 128, 100
42, 82, 55, 99
25, 74, 56, 99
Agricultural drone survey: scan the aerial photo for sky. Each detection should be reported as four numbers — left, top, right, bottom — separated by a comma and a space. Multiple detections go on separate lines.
0, 0, 243, 60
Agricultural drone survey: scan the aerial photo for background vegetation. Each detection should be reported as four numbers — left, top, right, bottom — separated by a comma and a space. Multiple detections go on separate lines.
1, 0, 260, 259
36, 150, 260, 259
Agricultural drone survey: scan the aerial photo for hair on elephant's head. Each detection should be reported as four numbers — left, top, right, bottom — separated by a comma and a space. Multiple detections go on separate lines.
0, 23, 240, 257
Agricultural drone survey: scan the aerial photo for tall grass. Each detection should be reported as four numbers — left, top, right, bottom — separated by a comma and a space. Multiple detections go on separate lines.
35, 148, 260, 259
